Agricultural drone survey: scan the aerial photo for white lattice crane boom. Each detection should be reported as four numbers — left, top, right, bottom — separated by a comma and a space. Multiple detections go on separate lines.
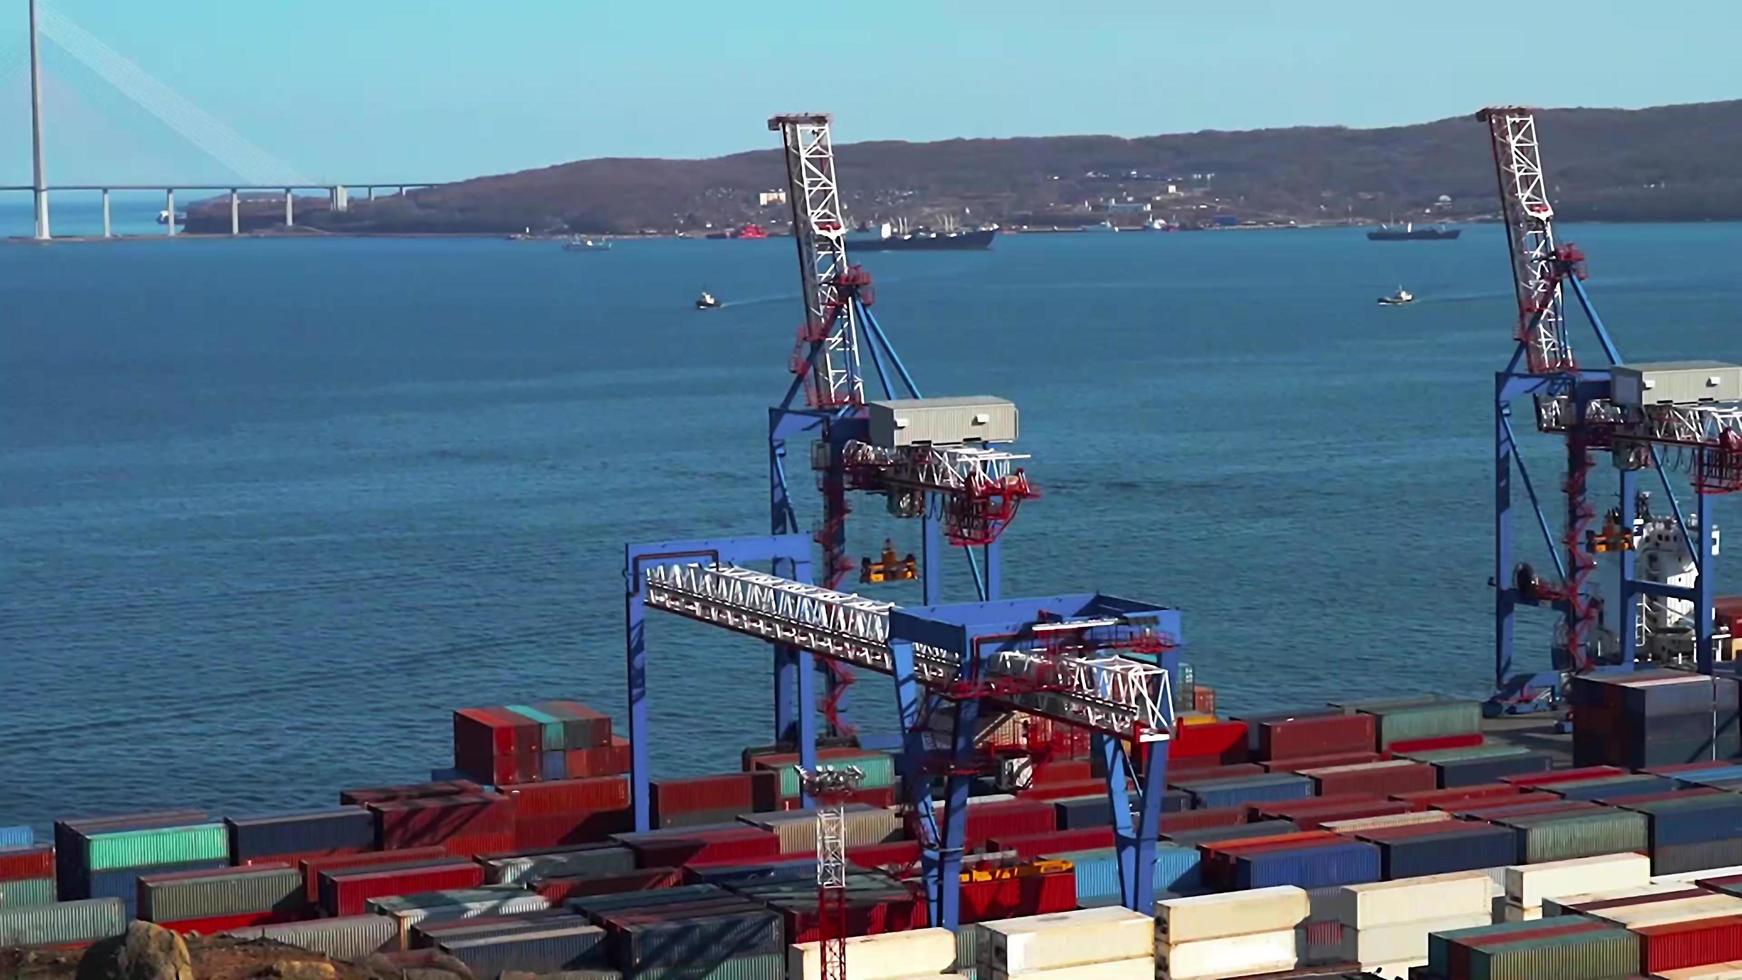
770, 113, 864, 409
1478, 107, 1577, 377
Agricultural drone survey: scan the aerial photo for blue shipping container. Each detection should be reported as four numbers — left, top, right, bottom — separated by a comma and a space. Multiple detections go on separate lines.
1556, 775, 1675, 802
1434, 752, 1554, 788
1377, 824, 1519, 880
225, 808, 376, 862
0, 827, 33, 850
1639, 799, 1742, 847
1235, 840, 1380, 890
1186, 775, 1313, 810
1046, 846, 1202, 901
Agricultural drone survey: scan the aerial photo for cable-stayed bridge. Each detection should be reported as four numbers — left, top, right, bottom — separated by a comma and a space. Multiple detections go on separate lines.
5, 0, 438, 240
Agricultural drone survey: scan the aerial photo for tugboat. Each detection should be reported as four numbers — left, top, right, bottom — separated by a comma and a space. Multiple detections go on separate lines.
695, 291, 721, 310
1377, 286, 1415, 306
562, 236, 611, 252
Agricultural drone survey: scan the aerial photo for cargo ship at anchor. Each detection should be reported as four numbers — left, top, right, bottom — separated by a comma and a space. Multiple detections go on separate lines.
850, 220, 996, 252
1367, 221, 1461, 241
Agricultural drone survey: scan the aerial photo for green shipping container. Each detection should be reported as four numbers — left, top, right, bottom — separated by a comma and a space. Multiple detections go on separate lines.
1363, 701, 1482, 748
0, 897, 126, 946
85, 822, 229, 871
1427, 916, 1588, 978
1468, 926, 1638, 980
0, 878, 57, 910
1505, 809, 1648, 864
774, 753, 896, 798
507, 704, 568, 751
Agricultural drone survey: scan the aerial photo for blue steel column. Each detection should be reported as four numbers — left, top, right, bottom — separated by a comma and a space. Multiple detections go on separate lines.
1698, 490, 1717, 676
1618, 470, 1639, 669
774, 648, 799, 743
937, 695, 979, 930
889, 640, 942, 916
1096, 734, 1136, 902
771, 417, 800, 743
624, 558, 653, 832
794, 557, 819, 805
1495, 377, 1516, 692
984, 539, 1002, 600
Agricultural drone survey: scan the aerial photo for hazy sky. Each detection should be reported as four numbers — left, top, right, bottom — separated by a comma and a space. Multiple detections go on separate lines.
1, 0, 1737, 185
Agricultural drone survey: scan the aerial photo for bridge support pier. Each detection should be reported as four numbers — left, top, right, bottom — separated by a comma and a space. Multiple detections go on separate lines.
367, 186, 376, 201
165, 189, 176, 236
100, 189, 111, 239
230, 190, 240, 235
284, 189, 294, 228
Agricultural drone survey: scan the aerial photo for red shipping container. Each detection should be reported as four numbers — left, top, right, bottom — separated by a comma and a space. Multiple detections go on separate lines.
620, 827, 781, 867
468, 753, 539, 787
1502, 766, 1626, 788
298, 847, 449, 904
513, 808, 632, 849
1167, 721, 1249, 766
957, 867, 1076, 924
1453, 799, 1599, 821
0, 846, 54, 881
1304, 761, 1437, 798
565, 739, 632, 779
370, 793, 516, 855
784, 894, 929, 942
1392, 784, 1526, 811
155, 910, 302, 935
533, 867, 683, 902
1159, 806, 1249, 834
455, 706, 542, 757
1250, 793, 1381, 820
506, 776, 630, 817
1029, 760, 1093, 786
1389, 733, 1485, 754
1193, 685, 1217, 716
534, 700, 614, 748
964, 800, 1056, 846
319, 861, 484, 916
1260, 752, 1384, 774
845, 840, 922, 870
1167, 764, 1267, 786
339, 781, 482, 807
651, 772, 781, 819
1259, 715, 1377, 761
987, 829, 1116, 859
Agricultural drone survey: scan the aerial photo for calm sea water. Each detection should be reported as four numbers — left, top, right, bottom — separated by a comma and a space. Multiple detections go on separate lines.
5, 222, 1742, 830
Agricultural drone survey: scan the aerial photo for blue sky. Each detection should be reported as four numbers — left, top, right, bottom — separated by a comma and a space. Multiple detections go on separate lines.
1, 0, 1737, 185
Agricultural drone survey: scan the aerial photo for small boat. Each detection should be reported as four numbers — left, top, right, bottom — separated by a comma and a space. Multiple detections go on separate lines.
696, 291, 721, 310
157, 209, 186, 225
1368, 221, 1460, 241
1378, 287, 1414, 306
563, 236, 610, 252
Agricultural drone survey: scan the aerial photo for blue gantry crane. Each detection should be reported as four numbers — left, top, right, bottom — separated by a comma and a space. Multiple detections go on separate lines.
1479, 107, 1742, 712
623, 532, 1180, 927
764, 114, 1036, 738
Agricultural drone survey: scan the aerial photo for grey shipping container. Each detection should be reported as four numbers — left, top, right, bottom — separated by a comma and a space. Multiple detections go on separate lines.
225, 914, 399, 960
438, 923, 610, 978
0, 897, 126, 946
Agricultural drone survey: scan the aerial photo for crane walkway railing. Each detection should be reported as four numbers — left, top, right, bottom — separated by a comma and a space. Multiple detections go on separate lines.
643, 562, 1171, 737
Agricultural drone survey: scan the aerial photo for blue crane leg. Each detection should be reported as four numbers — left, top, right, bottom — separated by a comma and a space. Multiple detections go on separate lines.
1495, 379, 1516, 693
1096, 734, 1137, 900
922, 506, 943, 605
774, 646, 799, 743
625, 587, 652, 832
937, 697, 979, 931
985, 539, 1002, 600
1699, 490, 1716, 675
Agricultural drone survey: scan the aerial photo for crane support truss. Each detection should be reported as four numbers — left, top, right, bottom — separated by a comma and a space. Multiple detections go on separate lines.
771, 114, 863, 409
642, 562, 1172, 738
841, 441, 1038, 546
1480, 107, 1575, 375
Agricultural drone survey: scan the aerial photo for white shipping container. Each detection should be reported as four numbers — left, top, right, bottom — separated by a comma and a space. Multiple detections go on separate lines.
1335, 912, 1491, 967
1470, 866, 1507, 899
1156, 886, 1308, 944
976, 907, 1152, 974
1655, 864, 1742, 884
1504, 852, 1652, 908
1656, 961, 1742, 979
787, 928, 958, 980
1327, 872, 1492, 928
1157, 929, 1296, 980
993, 958, 1152, 979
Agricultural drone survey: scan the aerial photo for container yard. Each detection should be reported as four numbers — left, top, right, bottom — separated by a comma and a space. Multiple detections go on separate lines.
10, 108, 1742, 980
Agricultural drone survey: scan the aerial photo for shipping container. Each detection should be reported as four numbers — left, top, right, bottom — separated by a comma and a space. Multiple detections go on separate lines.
1157, 885, 1309, 944
1301, 759, 1437, 798
0, 878, 56, 910
1362, 822, 1520, 879
649, 773, 779, 828
477, 843, 637, 885
1506, 852, 1654, 908
319, 860, 485, 916
371, 792, 517, 855
138, 864, 305, 922
1496, 807, 1649, 864
1387, 732, 1486, 754
0, 827, 32, 850
787, 927, 956, 980
337, 780, 483, 807
534, 868, 684, 902
1181, 773, 1313, 810
613, 825, 782, 867
1258, 751, 1384, 775
0, 846, 55, 883
225, 914, 400, 960
298, 847, 450, 904
1040, 845, 1201, 899
438, 922, 611, 978
975, 906, 1153, 974
0, 897, 126, 946
1166, 720, 1249, 766
1257, 713, 1378, 760
224, 808, 375, 863
1359, 701, 1482, 749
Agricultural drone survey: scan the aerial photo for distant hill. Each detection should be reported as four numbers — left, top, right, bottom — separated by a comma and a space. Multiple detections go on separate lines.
215, 100, 1742, 235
